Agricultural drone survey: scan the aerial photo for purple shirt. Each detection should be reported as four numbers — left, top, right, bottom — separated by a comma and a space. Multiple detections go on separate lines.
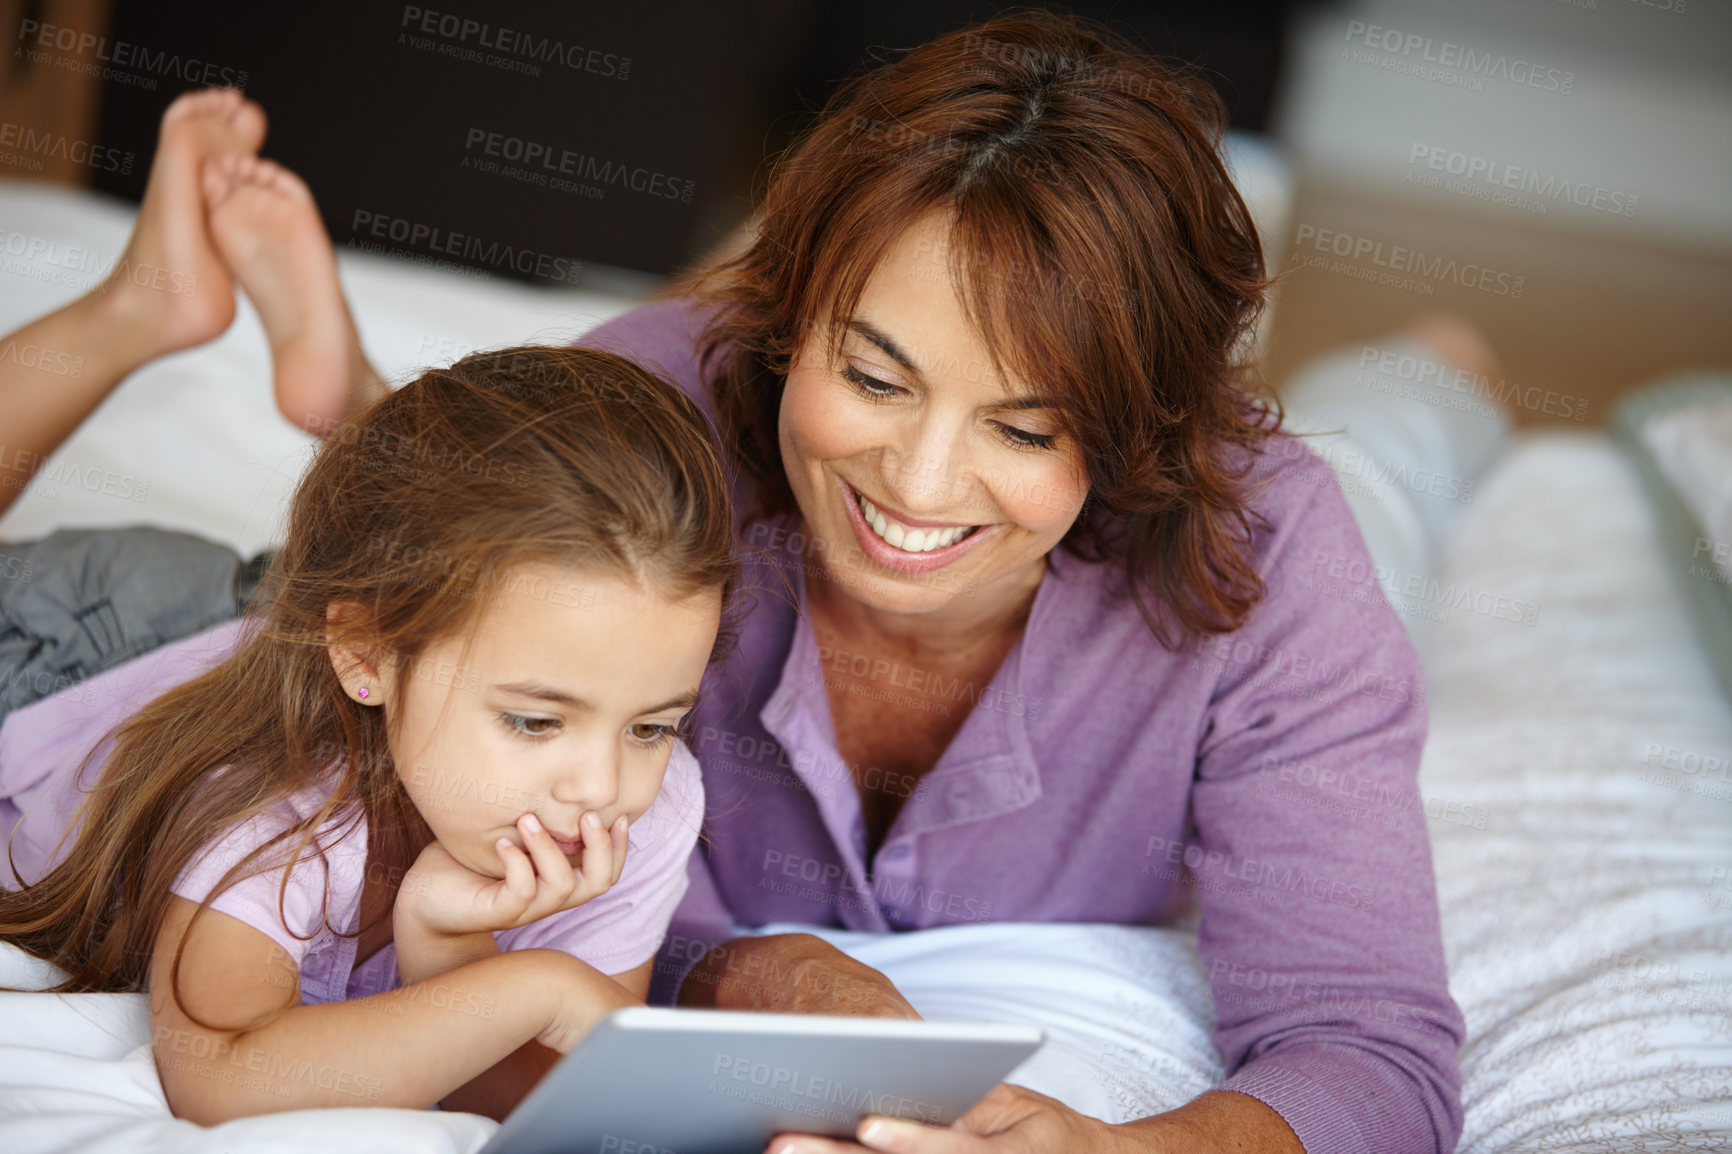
584, 301, 1464, 1154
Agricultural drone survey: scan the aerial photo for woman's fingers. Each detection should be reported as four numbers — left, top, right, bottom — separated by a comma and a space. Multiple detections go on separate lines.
766, 1136, 871, 1154
858, 1116, 979, 1152
768, 1118, 982, 1154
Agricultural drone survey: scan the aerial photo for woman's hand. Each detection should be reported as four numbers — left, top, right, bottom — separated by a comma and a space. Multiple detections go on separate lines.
678, 933, 921, 1019
765, 1087, 1305, 1154
766, 1084, 1128, 1154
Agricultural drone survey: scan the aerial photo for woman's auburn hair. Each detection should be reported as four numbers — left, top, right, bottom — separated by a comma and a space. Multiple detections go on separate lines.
678, 9, 1280, 647
0, 347, 737, 1003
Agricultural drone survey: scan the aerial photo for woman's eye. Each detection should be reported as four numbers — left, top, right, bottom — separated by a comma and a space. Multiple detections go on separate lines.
842, 364, 902, 399
629, 723, 676, 747
500, 713, 560, 739
994, 422, 1058, 450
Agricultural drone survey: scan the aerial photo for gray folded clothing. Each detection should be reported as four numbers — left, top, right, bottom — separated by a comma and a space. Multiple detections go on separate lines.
1613, 374, 1732, 706
0, 527, 267, 729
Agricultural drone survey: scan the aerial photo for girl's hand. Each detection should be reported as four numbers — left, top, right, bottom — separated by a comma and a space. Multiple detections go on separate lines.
400, 811, 630, 939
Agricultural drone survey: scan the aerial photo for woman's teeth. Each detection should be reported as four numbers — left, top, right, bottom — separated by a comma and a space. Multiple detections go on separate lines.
856, 492, 975, 553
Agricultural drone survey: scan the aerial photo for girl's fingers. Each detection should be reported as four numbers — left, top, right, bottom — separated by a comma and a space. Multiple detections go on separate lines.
516, 813, 578, 912
492, 836, 537, 914
608, 814, 630, 888
574, 810, 612, 900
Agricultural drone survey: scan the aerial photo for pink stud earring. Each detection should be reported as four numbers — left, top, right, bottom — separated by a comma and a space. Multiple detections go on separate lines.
357, 687, 370, 699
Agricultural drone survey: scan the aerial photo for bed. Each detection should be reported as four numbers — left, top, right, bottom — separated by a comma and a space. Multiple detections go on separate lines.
1, 177, 1729, 1153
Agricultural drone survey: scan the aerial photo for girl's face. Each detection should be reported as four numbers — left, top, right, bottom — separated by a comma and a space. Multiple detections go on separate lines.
778, 212, 1091, 617
359, 563, 719, 878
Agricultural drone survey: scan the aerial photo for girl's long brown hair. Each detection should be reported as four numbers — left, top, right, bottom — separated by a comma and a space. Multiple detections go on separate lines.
677, 9, 1277, 647
0, 347, 737, 1000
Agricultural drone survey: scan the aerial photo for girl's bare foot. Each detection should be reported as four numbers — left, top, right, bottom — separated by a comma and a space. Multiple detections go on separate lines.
203, 154, 385, 435
102, 88, 266, 357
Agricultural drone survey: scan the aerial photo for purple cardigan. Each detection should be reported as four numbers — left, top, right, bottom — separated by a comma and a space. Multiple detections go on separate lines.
583, 301, 1464, 1154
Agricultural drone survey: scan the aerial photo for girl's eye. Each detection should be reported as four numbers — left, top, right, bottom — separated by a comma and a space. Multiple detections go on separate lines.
629, 723, 676, 747
842, 364, 902, 400
994, 422, 1058, 451
500, 713, 560, 739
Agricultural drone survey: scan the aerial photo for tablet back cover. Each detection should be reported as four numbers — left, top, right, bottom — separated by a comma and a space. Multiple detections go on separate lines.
481, 1009, 1042, 1154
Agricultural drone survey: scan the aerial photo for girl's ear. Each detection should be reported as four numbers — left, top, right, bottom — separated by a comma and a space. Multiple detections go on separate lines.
326, 601, 394, 707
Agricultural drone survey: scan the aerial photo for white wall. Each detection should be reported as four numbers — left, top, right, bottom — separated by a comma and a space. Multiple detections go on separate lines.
1275, 0, 1732, 252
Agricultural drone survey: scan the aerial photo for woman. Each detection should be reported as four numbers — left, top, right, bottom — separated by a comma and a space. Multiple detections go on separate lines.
0, 13, 1463, 1154
577, 15, 1462, 1152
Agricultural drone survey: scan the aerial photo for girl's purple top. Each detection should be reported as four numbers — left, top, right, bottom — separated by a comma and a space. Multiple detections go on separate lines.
583, 300, 1465, 1154
0, 620, 706, 1002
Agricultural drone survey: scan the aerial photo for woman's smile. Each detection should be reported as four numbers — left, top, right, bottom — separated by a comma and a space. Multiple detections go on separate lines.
841, 478, 993, 574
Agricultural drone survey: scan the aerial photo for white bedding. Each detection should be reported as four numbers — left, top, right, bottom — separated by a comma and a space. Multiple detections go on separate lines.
2, 183, 1730, 1152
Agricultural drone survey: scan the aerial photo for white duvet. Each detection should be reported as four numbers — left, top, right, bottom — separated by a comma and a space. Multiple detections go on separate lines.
1, 182, 1730, 1151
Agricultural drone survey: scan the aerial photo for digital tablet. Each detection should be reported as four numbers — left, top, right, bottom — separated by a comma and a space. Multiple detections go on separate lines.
478, 1007, 1044, 1154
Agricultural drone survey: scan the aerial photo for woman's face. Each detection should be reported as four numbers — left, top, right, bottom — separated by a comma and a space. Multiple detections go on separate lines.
778, 213, 1090, 617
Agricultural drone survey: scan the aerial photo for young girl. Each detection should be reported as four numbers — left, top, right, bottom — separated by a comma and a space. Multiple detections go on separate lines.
0, 108, 738, 1125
